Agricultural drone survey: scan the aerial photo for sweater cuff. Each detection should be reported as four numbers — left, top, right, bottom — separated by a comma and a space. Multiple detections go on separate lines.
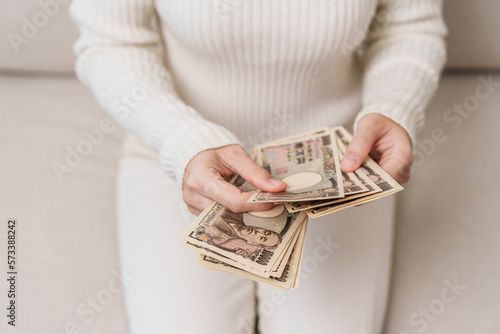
353, 101, 422, 149
158, 116, 242, 186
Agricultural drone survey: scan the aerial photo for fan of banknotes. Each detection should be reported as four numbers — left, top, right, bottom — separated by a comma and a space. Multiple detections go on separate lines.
181, 126, 403, 290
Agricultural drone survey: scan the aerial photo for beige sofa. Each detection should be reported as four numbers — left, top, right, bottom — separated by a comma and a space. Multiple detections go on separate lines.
1, 1, 499, 333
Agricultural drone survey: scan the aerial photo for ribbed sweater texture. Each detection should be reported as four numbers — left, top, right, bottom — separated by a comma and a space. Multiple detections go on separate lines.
70, 0, 447, 184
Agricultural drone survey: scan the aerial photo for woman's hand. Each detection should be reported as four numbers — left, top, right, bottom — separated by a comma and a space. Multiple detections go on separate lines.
340, 114, 414, 184
183, 145, 287, 215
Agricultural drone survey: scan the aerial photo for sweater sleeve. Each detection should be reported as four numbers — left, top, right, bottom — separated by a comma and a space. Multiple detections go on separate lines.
69, 0, 241, 184
354, 0, 447, 146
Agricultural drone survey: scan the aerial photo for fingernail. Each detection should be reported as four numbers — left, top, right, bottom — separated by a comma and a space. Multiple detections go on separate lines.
342, 153, 358, 170
269, 178, 284, 187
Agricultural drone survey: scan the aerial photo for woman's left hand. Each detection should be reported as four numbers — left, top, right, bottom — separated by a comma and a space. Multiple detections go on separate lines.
340, 113, 415, 184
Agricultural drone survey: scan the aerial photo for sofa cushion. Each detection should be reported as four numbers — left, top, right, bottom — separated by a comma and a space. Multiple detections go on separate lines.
0, 75, 129, 333
383, 74, 500, 333
0, 0, 78, 73
444, 0, 500, 69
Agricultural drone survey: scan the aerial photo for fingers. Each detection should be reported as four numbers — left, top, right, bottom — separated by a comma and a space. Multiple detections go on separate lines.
183, 169, 275, 214
341, 113, 415, 183
184, 193, 212, 215
187, 205, 201, 216
380, 160, 411, 184
202, 178, 276, 213
341, 127, 379, 173
220, 146, 287, 192
378, 145, 414, 184
182, 144, 283, 215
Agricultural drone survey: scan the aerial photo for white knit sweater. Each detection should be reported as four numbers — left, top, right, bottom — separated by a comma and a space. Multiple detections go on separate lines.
70, 0, 447, 183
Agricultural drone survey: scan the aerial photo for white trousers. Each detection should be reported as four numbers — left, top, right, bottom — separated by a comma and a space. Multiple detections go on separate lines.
117, 134, 395, 334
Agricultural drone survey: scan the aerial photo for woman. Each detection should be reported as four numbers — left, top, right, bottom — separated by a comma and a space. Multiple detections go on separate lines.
70, 1, 446, 333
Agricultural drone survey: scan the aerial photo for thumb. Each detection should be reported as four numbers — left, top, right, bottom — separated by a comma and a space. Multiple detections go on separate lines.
224, 146, 287, 192
341, 127, 378, 172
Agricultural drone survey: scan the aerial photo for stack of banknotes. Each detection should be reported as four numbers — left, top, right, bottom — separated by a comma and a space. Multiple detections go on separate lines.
181, 126, 402, 290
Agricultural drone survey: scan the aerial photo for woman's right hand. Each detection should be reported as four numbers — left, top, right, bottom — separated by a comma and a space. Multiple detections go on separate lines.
182, 144, 287, 215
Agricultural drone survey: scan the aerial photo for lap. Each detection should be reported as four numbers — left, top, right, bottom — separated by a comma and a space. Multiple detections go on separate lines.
117, 134, 395, 334
117, 134, 256, 334
257, 196, 395, 334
